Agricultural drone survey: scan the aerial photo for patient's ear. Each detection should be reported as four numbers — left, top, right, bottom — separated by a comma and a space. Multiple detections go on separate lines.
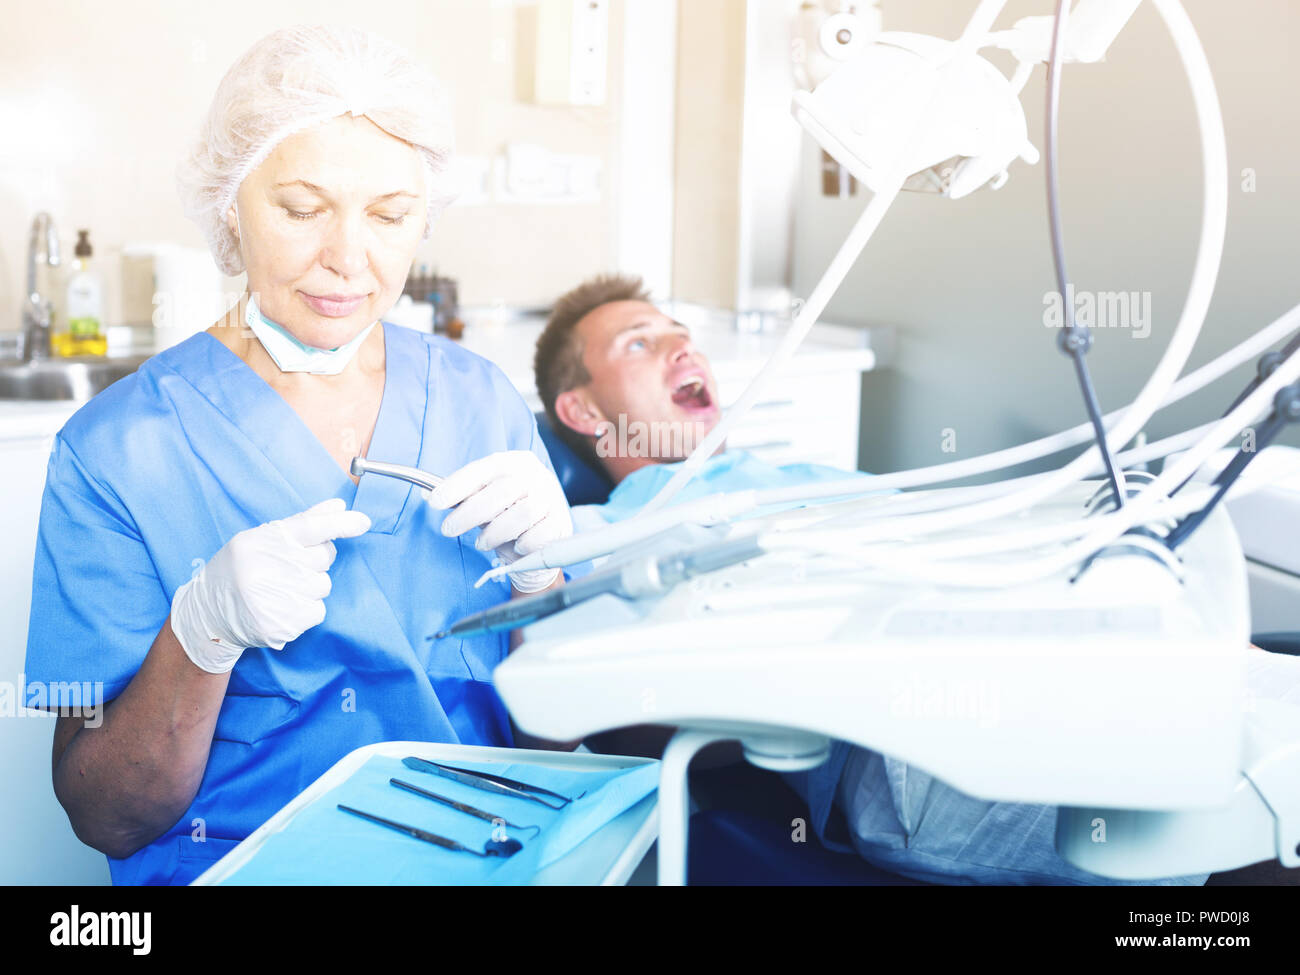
554, 389, 605, 438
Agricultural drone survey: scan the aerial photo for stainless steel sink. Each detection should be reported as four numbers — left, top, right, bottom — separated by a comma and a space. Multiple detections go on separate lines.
0, 354, 152, 401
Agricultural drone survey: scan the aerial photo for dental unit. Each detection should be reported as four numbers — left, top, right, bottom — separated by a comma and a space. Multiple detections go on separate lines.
481, 0, 1300, 885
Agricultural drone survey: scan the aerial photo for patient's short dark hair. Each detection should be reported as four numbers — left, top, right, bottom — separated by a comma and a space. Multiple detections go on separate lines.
534, 273, 651, 468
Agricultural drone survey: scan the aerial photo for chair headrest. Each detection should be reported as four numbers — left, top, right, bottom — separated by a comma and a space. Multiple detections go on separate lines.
535, 411, 614, 507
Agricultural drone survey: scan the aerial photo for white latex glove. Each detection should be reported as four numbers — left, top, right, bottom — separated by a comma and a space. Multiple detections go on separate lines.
425, 450, 573, 594
170, 498, 372, 674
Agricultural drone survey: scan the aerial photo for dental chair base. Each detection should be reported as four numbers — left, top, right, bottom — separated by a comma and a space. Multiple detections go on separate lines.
496, 485, 1289, 884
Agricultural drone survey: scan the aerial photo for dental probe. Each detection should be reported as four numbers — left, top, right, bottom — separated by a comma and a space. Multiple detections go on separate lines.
349, 456, 444, 492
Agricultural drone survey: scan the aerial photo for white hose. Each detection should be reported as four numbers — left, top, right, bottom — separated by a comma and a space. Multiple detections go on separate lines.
749, 299, 1300, 508
778, 419, 1217, 530
763, 484, 1211, 566
790, 338, 1300, 588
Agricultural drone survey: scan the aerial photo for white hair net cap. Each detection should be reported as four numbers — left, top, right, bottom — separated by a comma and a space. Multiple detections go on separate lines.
176, 24, 457, 277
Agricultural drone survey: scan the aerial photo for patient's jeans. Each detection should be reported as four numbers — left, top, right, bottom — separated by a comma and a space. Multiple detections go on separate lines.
835, 750, 1207, 885
807, 647, 1300, 885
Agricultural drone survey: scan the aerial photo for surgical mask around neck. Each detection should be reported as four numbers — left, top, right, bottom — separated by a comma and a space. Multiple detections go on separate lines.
243, 293, 377, 376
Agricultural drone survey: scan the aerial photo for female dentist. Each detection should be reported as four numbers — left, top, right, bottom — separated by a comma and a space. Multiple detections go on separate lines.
24, 24, 572, 885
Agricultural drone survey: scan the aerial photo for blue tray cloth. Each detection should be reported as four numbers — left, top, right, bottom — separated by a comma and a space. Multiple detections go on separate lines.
221, 754, 659, 885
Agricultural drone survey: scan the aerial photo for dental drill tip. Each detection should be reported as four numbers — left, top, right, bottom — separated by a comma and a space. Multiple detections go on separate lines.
350, 456, 366, 477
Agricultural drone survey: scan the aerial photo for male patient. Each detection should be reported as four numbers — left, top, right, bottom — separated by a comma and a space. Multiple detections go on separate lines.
535, 274, 862, 527
532, 272, 1300, 886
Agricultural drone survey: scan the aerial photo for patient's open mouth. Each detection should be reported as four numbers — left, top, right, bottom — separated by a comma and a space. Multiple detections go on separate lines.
671, 375, 714, 411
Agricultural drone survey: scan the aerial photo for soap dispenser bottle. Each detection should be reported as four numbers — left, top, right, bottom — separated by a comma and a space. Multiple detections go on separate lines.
58, 229, 107, 357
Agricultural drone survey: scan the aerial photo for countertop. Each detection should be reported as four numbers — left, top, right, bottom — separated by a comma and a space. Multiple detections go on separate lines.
0, 307, 879, 441
0, 399, 86, 443
457, 306, 877, 404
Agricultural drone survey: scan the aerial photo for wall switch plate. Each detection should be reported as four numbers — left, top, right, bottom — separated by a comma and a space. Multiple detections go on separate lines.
535, 0, 608, 106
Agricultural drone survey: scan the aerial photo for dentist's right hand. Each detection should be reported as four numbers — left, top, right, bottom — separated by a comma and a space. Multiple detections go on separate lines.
169, 497, 371, 674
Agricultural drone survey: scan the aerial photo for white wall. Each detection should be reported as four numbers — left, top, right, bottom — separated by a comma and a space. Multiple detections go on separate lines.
791, 0, 1300, 477
0, 0, 631, 325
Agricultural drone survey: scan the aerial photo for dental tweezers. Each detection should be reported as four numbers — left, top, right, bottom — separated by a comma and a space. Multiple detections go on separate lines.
402, 756, 583, 810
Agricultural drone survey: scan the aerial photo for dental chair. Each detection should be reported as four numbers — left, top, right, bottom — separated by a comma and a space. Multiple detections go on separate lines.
530, 418, 1300, 884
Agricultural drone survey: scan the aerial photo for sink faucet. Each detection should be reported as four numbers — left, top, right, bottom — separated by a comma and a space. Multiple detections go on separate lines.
22, 212, 61, 361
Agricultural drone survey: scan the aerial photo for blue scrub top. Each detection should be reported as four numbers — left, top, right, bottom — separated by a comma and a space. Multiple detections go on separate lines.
24, 321, 552, 885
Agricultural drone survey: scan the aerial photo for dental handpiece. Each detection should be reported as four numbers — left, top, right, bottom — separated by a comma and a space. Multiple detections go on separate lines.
350, 457, 444, 493
437, 535, 766, 639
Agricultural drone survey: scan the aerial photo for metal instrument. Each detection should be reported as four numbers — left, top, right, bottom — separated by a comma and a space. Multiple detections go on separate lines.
349, 456, 445, 492
336, 804, 522, 858
390, 778, 541, 836
402, 756, 584, 810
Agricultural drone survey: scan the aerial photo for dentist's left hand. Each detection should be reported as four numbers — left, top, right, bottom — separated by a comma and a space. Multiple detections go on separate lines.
426, 451, 572, 593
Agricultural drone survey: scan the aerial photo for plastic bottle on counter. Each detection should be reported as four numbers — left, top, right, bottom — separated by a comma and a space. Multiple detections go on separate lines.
56, 230, 108, 357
